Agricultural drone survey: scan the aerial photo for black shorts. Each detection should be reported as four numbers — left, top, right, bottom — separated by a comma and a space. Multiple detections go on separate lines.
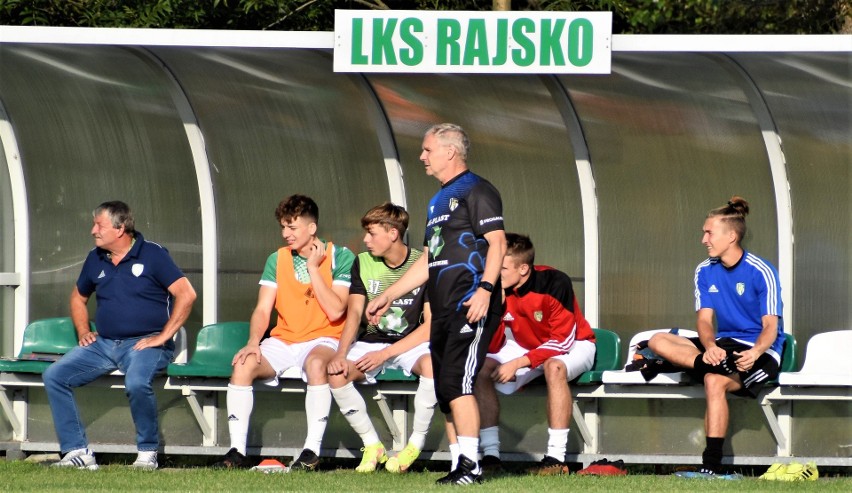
430, 309, 500, 414
688, 337, 780, 398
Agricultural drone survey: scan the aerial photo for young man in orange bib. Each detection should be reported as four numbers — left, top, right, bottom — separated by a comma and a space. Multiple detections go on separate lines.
215, 195, 354, 471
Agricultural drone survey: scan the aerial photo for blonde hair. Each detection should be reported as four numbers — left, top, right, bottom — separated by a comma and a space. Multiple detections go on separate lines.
361, 202, 409, 236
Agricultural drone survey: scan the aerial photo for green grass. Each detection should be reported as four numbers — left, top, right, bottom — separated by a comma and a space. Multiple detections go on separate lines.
2, 458, 850, 492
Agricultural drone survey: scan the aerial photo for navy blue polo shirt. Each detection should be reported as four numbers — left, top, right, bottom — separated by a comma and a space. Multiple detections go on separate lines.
76, 231, 185, 339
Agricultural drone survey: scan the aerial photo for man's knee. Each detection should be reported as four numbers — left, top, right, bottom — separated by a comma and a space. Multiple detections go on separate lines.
42, 363, 60, 386
415, 354, 433, 376
479, 358, 498, 376
124, 372, 154, 395
543, 358, 567, 380
303, 353, 331, 380
43, 360, 77, 389
436, 378, 464, 412
483, 357, 498, 369
647, 332, 671, 352
704, 373, 736, 397
328, 373, 347, 389
230, 359, 260, 383
475, 359, 497, 386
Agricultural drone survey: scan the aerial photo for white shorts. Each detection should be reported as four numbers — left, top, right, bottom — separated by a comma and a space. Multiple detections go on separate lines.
487, 339, 596, 394
259, 336, 338, 385
346, 341, 431, 384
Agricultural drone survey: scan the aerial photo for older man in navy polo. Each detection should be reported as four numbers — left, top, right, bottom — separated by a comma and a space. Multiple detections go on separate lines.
43, 201, 196, 470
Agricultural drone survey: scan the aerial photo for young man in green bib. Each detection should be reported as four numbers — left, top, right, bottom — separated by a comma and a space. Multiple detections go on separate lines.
328, 202, 436, 473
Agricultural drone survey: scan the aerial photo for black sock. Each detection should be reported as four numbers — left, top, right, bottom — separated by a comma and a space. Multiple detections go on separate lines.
702, 437, 724, 472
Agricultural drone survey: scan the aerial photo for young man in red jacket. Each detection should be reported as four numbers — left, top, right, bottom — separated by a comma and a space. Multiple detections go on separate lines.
475, 233, 596, 475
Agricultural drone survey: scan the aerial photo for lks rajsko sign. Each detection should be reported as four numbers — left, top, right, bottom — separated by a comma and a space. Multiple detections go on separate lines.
334, 10, 612, 74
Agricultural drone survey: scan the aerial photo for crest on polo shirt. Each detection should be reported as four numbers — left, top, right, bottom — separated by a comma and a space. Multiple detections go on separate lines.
736, 282, 745, 296
534, 311, 543, 322
449, 197, 459, 211
131, 264, 144, 277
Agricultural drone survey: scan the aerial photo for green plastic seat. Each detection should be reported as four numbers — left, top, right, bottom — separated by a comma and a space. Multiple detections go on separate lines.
780, 332, 798, 373
575, 328, 622, 385
760, 332, 798, 386
0, 317, 95, 374
376, 367, 418, 382
168, 322, 249, 378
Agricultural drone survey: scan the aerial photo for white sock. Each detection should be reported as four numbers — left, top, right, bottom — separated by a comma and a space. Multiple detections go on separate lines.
479, 426, 500, 458
303, 384, 332, 453
449, 442, 460, 470
457, 435, 481, 474
546, 428, 569, 462
330, 382, 380, 446
409, 377, 437, 450
226, 384, 253, 455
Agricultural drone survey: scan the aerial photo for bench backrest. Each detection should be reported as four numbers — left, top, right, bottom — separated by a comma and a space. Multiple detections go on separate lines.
622, 328, 698, 368
796, 330, 849, 375
19, 317, 94, 357
780, 332, 798, 373
168, 321, 249, 377
191, 321, 249, 365
591, 328, 621, 372
572, 328, 621, 384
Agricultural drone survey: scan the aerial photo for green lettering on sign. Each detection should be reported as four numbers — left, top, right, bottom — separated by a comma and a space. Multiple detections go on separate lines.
351, 18, 368, 65
540, 19, 566, 66
399, 18, 424, 66
511, 18, 536, 67
463, 19, 489, 66
491, 19, 508, 66
372, 18, 397, 65
568, 19, 594, 67
437, 19, 461, 65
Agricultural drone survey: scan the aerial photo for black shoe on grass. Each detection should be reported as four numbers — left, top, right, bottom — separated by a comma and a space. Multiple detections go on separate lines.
436, 454, 482, 485
213, 447, 250, 469
290, 449, 320, 471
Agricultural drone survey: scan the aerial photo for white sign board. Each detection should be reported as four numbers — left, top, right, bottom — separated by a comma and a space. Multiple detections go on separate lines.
334, 10, 612, 74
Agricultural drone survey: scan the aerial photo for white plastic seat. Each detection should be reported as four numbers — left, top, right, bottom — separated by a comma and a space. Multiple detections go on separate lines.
778, 330, 852, 386
602, 328, 698, 385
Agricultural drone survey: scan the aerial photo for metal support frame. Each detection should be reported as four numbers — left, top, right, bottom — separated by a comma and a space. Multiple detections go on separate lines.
572, 397, 600, 454
760, 386, 852, 458
0, 384, 23, 437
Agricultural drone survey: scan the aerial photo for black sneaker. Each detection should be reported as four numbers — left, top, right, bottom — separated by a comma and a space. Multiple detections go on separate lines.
212, 447, 250, 469
436, 454, 482, 485
290, 449, 320, 471
480, 455, 504, 475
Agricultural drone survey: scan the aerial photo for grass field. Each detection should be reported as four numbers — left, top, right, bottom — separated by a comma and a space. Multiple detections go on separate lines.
3, 455, 851, 492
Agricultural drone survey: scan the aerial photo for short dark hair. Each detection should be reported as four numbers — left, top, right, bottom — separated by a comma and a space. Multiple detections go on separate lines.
361, 202, 409, 236
505, 233, 534, 267
93, 201, 135, 236
275, 194, 319, 225
708, 195, 749, 243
